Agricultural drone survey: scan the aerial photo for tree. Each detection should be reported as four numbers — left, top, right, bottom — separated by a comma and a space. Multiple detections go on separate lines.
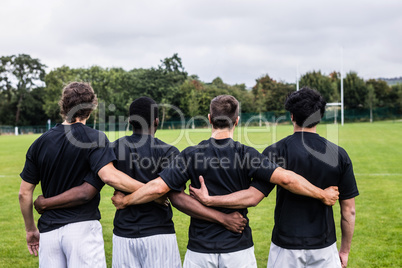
393, 84, 402, 112
252, 75, 294, 113
180, 80, 200, 124
343, 72, 367, 109
299, 71, 333, 102
365, 85, 377, 123
0, 54, 46, 125
366, 79, 391, 107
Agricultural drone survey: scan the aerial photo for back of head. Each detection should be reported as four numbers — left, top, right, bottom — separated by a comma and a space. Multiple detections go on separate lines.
209, 95, 239, 129
285, 87, 326, 128
129, 97, 158, 130
59, 82, 98, 123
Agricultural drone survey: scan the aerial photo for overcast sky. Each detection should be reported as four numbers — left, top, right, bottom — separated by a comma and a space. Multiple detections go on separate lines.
1, 0, 401, 87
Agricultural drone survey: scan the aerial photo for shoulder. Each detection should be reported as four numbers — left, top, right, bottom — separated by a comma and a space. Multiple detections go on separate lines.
27, 127, 60, 151
76, 124, 109, 144
337, 145, 352, 164
182, 139, 210, 154
154, 137, 180, 155
235, 142, 264, 159
262, 135, 291, 155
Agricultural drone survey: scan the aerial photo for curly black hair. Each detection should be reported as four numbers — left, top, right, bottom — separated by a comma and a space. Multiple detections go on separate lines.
285, 87, 326, 128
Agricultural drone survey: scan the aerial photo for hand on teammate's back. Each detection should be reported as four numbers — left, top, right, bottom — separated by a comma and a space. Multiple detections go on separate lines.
222, 211, 247, 234
33, 195, 46, 214
111, 191, 127, 209
322, 186, 339, 206
189, 176, 211, 206
154, 194, 170, 206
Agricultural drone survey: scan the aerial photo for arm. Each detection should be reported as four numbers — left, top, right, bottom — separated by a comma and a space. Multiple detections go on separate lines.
33, 182, 98, 214
98, 162, 145, 193
270, 167, 339, 206
189, 176, 265, 209
112, 177, 170, 209
339, 198, 356, 268
168, 189, 247, 233
18, 180, 39, 257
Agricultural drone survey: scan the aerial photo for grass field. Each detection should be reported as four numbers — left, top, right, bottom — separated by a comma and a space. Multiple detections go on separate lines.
0, 122, 401, 267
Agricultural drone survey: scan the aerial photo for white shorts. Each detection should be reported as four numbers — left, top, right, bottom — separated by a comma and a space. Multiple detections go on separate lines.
112, 233, 181, 268
39, 220, 106, 268
267, 242, 341, 268
183, 246, 257, 268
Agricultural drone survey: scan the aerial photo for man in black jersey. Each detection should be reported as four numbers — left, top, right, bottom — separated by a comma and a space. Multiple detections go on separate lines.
34, 96, 247, 268
263, 88, 358, 268
110, 97, 248, 267
191, 88, 358, 268
19, 82, 152, 267
112, 95, 340, 268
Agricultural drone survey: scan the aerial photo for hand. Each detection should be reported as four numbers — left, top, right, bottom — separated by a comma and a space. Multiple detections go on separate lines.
154, 194, 170, 206
111, 191, 128, 210
189, 176, 211, 206
34, 195, 46, 214
26, 230, 40, 256
339, 251, 349, 268
221, 211, 247, 233
322, 186, 339, 206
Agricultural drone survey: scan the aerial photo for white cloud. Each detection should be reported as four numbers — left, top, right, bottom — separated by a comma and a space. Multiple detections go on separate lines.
1, 0, 401, 87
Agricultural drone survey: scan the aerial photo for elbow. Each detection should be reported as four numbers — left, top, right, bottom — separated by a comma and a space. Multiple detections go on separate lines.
151, 178, 170, 196
101, 174, 118, 188
279, 173, 293, 188
341, 207, 356, 221
18, 190, 28, 202
347, 207, 356, 220
154, 183, 168, 196
101, 175, 113, 186
167, 192, 180, 206
79, 193, 93, 203
18, 191, 24, 202
248, 198, 260, 207
350, 207, 356, 217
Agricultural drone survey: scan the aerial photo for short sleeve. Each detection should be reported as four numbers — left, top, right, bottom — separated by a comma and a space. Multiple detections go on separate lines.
263, 143, 286, 169
250, 177, 276, 197
20, 145, 40, 185
245, 146, 278, 195
88, 134, 117, 175
338, 152, 359, 200
160, 146, 180, 169
159, 153, 190, 192
83, 172, 105, 191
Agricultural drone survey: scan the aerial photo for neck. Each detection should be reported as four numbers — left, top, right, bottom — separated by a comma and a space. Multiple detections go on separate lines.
133, 128, 154, 137
62, 119, 86, 125
211, 127, 234, 139
293, 123, 317, 133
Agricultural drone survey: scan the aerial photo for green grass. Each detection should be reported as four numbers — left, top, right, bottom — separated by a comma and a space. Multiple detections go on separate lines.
0, 122, 401, 267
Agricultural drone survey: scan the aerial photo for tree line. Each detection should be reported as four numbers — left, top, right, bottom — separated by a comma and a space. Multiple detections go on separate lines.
1, 54, 401, 126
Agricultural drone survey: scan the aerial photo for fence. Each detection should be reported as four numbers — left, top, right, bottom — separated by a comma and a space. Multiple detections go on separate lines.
1, 107, 401, 135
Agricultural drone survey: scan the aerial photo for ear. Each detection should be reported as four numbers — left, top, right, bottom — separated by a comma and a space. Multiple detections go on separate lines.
153, 118, 159, 134
290, 114, 294, 121
234, 116, 239, 126
208, 114, 212, 124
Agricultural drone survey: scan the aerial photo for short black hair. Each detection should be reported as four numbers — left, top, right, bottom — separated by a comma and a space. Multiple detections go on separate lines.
129, 97, 158, 130
285, 87, 326, 128
209, 95, 239, 129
